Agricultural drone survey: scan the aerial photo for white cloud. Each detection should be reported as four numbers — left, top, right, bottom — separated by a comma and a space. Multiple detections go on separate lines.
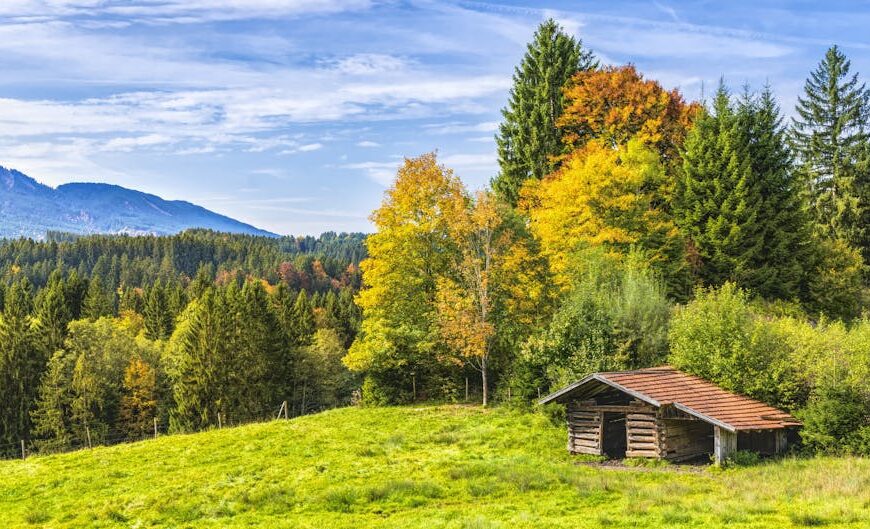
425, 121, 498, 135
356, 140, 380, 147
297, 142, 324, 152
0, 1, 373, 22
340, 160, 400, 186
327, 53, 407, 75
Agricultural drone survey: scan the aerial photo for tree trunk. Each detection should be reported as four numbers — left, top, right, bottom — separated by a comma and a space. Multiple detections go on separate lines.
481, 356, 488, 407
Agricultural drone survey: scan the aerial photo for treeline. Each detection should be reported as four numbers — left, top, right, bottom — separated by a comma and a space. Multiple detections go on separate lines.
345, 21, 870, 454
0, 231, 363, 457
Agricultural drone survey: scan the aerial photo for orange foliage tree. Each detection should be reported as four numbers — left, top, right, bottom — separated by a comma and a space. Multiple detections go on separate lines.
558, 64, 700, 161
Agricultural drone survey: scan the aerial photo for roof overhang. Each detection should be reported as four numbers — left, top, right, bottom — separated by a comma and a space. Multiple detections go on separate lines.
539, 374, 740, 432
539, 373, 660, 408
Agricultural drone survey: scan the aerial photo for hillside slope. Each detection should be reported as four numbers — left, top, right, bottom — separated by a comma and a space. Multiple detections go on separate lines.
1, 406, 867, 528
0, 165, 276, 238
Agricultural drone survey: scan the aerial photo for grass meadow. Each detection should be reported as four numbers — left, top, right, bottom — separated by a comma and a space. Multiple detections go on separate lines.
1, 405, 868, 528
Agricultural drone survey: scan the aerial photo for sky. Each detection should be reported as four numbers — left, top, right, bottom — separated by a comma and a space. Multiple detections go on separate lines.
1, 1, 869, 235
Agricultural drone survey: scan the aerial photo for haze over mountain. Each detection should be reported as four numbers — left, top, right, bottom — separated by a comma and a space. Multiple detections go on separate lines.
0, 166, 276, 239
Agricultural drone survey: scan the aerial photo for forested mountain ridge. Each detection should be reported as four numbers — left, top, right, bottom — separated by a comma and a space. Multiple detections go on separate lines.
0, 166, 276, 238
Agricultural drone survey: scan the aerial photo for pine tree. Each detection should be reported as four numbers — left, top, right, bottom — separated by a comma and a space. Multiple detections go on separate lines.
674, 86, 765, 291
144, 281, 173, 340
30, 350, 74, 453
791, 45, 870, 249
737, 87, 813, 299
492, 18, 597, 206
34, 276, 71, 354
289, 290, 315, 346
82, 274, 115, 320
0, 281, 41, 449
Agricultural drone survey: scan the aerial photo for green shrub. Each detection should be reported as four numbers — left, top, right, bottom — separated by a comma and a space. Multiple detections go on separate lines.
798, 382, 869, 455
725, 450, 761, 467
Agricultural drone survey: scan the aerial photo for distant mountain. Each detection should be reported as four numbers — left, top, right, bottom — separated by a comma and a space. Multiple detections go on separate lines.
0, 166, 277, 239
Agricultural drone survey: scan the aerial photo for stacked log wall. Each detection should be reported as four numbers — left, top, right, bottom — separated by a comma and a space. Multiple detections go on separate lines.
625, 412, 660, 458
566, 402, 602, 455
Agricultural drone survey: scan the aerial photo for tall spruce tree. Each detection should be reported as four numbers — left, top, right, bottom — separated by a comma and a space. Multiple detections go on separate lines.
144, 281, 173, 340
492, 18, 597, 206
791, 45, 870, 251
82, 274, 115, 320
0, 281, 41, 450
676, 86, 758, 288
738, 87, 813, 299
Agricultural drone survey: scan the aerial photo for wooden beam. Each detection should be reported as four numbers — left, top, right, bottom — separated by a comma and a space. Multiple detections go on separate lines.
714, 426, 737, 465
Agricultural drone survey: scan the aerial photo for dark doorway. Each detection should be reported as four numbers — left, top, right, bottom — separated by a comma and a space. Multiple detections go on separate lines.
602, 412, 627, 458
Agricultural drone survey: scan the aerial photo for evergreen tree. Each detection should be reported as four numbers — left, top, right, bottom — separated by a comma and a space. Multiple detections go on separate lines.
166, 288, 232, 431
289, 290, 315, 346
34, 276, 71, 354
674, 86, 765, 291
30, 350, 75, 453
0, 281, 41, 450
791, 45, 870, 250
493, 18, 597, 206
738, 87, 813, 299
144, 281, 173, 340
82, 274, 115, 320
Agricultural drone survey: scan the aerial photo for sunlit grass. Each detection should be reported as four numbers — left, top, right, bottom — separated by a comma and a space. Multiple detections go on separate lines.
1, 405, 867, 528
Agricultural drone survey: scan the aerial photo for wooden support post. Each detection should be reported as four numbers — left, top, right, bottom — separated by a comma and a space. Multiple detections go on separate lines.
283, 400, 289, 419
85, 425, 92, 449
21, 440, 26, 460
775, 430, 787, 454
465, 377, 469, 402
713, 426, 736, 465
411, 373, 416, 402
537, 387, 541, 400
507, 386, 511, 400
217, 413, 222, 429
153, 417, 158, 439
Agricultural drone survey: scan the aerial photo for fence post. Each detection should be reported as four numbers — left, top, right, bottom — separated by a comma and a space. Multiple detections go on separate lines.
411, 372, 416, 401
538, 387, 541, 400
217, 413, 222, 429
153, 417, 158, 439
283, 400, 289, 419
85, 425, 92, 449
21, 440, 26, 460
465, 377, 469, 402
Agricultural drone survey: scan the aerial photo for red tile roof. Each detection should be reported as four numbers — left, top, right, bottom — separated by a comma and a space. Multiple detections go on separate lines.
541, 366, 800, 432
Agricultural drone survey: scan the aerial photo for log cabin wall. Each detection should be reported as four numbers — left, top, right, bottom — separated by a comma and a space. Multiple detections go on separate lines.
565, 401, 602, 455
625, 412, 659, 458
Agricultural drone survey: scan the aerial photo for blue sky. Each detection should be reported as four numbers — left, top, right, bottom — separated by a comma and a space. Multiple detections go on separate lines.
1, 1, 869, 234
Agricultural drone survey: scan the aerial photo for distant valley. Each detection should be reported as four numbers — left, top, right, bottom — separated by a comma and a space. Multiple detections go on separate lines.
0, 166, 276, 239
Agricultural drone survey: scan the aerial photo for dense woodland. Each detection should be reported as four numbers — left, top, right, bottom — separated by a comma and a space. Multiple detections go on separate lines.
1, 20, 869, 459
0, 231, 365, 456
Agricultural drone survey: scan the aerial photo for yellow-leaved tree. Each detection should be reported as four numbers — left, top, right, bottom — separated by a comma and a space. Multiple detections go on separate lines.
344, 153, 467, 403
434, 191, 502, 406
522, 139, 686, 292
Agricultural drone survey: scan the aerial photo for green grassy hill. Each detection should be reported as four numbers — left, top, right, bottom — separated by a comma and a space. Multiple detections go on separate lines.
1, 406, 867, 528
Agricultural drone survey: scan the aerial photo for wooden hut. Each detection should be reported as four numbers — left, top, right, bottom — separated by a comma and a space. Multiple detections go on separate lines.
539, 366, 800, 464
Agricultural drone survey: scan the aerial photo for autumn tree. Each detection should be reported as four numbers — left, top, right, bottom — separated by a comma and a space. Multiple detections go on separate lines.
119, 357, 158, 438
345, 153, 466, 403
493, 19, 597, 206
523, 139, 687, 294
435, 191, 503, 406
559, 64, 699, 162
